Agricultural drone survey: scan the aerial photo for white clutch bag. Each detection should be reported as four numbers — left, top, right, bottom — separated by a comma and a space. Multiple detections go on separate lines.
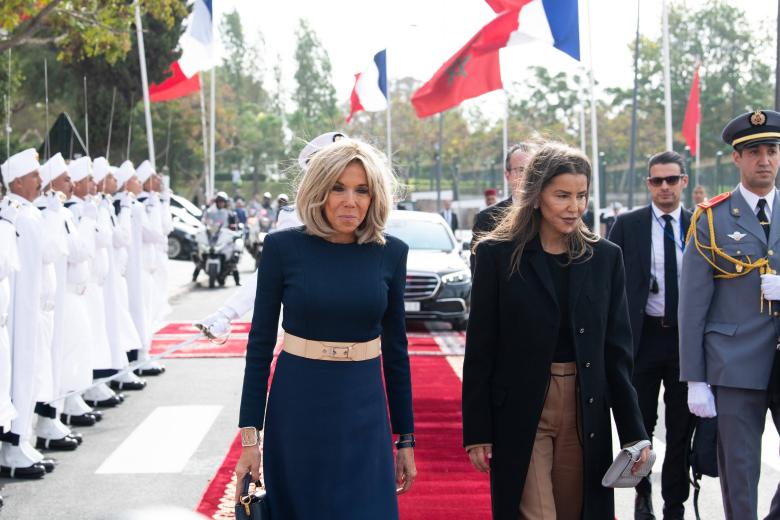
601, 440, 655, 488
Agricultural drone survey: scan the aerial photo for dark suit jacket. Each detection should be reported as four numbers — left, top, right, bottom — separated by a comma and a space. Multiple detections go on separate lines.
470, 198, 513, 272
607, 205, 692, 353
440, 209, 459, 231
462, 236, 647, 519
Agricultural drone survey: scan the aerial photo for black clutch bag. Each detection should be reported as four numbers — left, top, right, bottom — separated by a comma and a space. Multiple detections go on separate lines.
235, 474, 269, 520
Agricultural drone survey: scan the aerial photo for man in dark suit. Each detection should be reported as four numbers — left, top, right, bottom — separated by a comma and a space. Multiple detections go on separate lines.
440, 199, 459, 231
470, 143, 535, 271
608, 151, 693, 520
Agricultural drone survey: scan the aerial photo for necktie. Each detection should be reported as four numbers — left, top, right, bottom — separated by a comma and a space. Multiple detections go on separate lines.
757, 198, 771, 240
662, 214, 678, 325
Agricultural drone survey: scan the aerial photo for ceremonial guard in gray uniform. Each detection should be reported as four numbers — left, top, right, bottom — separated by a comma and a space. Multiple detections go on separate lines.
680, 109, 780, 519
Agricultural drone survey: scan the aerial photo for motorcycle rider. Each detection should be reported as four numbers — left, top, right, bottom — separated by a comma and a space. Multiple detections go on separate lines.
194, 192, 241, 285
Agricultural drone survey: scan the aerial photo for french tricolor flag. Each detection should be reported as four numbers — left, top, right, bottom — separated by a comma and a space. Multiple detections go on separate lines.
346, 49, 388, 123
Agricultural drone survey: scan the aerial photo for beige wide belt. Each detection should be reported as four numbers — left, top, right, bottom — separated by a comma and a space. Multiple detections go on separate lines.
283, 332, 381, 362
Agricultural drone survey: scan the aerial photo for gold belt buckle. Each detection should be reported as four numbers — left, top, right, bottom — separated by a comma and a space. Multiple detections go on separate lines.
321, 344, 353, 359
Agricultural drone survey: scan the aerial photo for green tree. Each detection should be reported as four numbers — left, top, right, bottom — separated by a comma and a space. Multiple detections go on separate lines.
0, 0, 187, 63
288, 19, 339, 144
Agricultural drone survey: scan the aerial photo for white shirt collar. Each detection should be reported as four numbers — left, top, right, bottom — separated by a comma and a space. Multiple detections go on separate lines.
4, 192, 32, 207
650, 202, 682, 222
739, 183, 775, 214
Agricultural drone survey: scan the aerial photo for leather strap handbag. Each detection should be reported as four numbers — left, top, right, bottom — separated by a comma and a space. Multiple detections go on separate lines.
601, 440, 656, 488
235, 474, 269, 520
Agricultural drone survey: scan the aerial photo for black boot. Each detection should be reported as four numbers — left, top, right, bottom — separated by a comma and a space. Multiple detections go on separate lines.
635, 492, 655, 520
233, 269, 241, 286
192, 267, 201, 282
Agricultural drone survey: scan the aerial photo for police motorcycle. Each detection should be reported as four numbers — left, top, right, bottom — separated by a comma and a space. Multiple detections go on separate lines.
245, 208, 271, 268
192, 193, 245, 288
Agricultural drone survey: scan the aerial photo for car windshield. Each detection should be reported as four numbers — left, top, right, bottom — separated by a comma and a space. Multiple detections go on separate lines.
386, 218, 454, 252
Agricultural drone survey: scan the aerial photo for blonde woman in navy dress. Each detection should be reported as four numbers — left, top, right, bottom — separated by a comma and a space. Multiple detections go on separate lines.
234, 137, 417, 519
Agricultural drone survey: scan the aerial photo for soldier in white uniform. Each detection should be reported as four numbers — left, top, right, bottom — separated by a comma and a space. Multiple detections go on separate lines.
81, 157, 127, 408
110, 160, 149, 391
134, 160, 166, 376
32, 153, 82, 451
103, 164, 146, 394
0, 197, 20, 488
60, 157, 103, 426
0, 149, 51, 479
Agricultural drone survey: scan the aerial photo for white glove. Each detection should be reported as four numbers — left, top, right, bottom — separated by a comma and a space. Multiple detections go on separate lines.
195, 310, 231, 337
82, 201, 98, 220
688, 382, 717, 418
45, 192, 62, 212
761, 274, 780, 301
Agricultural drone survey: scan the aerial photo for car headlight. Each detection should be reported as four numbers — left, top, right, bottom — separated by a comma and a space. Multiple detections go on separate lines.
441, 269, 471, 285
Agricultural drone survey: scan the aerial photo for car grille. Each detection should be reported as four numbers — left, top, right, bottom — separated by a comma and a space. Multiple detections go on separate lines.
405, 273, 439, 300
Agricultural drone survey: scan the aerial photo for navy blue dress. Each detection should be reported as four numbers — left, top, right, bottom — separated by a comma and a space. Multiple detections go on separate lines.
239, 227, 414, 520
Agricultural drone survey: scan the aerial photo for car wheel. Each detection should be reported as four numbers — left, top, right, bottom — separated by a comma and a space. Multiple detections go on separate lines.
168, 236, 182, 259
451, 319, 468, 331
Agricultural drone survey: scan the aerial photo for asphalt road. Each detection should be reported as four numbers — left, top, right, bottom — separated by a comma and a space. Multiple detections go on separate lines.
1, 255, 779, 519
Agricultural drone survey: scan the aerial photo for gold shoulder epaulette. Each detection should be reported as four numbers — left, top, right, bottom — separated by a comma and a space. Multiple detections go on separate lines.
697, 191, 731, 210
687, 190, 769, 280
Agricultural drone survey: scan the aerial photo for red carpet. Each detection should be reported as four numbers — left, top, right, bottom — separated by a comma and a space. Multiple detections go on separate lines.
194, 333, 491, 519
398, 336, 491, 519
149, 321, 253, 358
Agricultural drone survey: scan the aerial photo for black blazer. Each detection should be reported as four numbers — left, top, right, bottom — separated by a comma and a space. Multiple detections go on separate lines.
470, 198, 513, 271
440, 209, 459, 231
462, 236, 647, 520
607, 205, 692, 353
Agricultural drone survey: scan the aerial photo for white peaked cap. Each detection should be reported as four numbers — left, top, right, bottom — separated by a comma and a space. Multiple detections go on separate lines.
135, 160, 155, 184
116, 160, 136, 188
40, 152, 68, 186
68, 156, 93, 183
92, 157, 111, 183
297, 131, 348, 170
1, 148, 40, 185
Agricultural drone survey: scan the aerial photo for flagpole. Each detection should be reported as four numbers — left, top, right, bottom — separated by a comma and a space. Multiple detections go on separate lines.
586, 0, 601, 234
695, 122, 700, 185
386, 52, 392, 169
199, 72, 210, 198
502, 91, 509, 199
662, 0, 673, 150
134, 0, 156, 168
209, 66, 216, 199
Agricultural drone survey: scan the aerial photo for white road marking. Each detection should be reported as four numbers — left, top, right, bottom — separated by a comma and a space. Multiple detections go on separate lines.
96, 405, 222, 474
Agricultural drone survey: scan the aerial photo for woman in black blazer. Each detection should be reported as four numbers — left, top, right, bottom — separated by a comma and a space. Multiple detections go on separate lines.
462, 142, 650, 520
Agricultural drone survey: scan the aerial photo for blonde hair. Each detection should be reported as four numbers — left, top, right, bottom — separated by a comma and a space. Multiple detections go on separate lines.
476, 141, 598, 274
295, 138, 395, 245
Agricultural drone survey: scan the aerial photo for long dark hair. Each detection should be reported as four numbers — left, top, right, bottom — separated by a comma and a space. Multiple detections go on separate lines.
475, 142, 598, 274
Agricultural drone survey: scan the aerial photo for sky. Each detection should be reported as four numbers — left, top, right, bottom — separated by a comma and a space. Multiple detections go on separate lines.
209, 0, 776, 118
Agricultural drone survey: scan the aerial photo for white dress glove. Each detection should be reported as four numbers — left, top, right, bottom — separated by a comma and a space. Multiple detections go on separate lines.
761, 274, 780, 301
195, 310, 231, 337
688, 382, 717, 418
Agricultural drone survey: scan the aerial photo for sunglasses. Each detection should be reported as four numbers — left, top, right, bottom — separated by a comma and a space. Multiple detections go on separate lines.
647, 175, 683, 187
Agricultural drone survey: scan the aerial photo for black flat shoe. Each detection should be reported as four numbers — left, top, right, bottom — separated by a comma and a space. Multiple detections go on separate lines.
60, 413, 96, 427
134, 366, 165, 376
0, 463, 46, 479
88, 411, 103, 422
116, 393, 125, 403
109, 380, 146, 391
85, 395, 122, 408
36, 436, 79, 451
39, 458, 56, 473
67, 432, 83, 445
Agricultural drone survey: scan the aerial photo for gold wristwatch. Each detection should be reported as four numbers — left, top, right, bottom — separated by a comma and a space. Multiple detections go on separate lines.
241, 427, 259, 447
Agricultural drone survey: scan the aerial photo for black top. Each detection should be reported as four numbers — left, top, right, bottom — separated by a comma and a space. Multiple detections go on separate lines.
545, 251, 575, 363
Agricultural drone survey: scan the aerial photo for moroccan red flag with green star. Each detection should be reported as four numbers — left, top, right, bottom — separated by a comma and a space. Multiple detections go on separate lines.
411, 6, 525, 118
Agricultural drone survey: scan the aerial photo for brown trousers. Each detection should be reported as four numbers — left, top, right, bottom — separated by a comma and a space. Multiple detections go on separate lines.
519, 362, 583, 520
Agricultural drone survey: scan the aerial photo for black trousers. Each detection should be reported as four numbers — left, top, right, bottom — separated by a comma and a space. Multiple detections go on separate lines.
633, 317, 694, 507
